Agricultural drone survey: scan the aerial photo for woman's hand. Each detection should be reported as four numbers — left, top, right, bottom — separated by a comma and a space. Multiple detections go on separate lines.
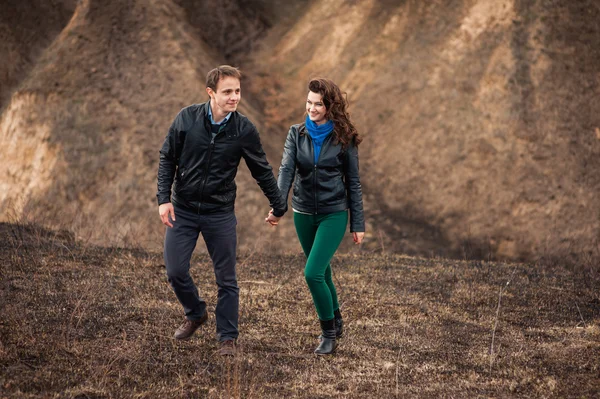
265, 209, 281, 226
353, 232, 364, 245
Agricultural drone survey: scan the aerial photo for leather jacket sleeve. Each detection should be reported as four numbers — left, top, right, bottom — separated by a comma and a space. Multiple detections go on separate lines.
277, 126, 297, 208
345, 140, 365, 232
241, 125, 287, 217
156, 111, 186, 205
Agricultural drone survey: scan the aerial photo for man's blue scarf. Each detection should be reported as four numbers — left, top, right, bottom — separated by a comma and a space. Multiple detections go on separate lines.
305, 115, 334, 164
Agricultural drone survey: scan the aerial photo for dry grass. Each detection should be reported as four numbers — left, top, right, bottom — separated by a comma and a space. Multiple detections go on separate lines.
1, 221, 599, 398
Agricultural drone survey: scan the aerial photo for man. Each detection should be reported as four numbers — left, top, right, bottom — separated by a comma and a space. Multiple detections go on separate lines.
157, 65, 286, 356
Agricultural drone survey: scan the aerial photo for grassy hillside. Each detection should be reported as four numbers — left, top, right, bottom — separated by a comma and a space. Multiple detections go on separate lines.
1, 222, 599, 397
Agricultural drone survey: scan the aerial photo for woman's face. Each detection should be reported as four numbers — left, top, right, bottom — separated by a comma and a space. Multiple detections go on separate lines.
306, 91, 327, 125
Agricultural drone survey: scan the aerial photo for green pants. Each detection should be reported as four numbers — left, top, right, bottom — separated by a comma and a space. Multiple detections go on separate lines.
294, 210, 348, 321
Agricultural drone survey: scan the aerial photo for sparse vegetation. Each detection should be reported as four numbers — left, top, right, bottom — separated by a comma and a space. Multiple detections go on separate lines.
1, 222, 598, 398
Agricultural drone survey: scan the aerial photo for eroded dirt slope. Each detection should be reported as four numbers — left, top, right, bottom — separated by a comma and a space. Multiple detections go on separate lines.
0, 0, 278, 250
0, 0, 76, 109
1, 0, 599, 261
247, 0, 600, 261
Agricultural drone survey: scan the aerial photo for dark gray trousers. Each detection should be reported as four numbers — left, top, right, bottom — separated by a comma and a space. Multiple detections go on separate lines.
164, 206, 238, 341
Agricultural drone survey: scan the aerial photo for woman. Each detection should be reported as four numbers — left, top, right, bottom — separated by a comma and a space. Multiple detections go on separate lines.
266, 78, 365, 355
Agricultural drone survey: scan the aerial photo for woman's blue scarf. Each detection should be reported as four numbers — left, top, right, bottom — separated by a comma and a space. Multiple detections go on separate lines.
305, 115, 334, 164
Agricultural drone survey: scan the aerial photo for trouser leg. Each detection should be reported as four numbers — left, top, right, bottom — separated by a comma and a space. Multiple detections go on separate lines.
293, 211, 318, 260
201, 212, 238, 341
294, 211, 348, 321
294, 213, 339, 312
324, 263, 340, 312
164, 207, 207, 321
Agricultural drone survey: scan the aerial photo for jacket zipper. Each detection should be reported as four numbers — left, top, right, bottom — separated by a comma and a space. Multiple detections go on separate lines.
311, 134, 332, 215
198, 126, 224, 212
308, 134, 318, 214
314, 164, 318, 214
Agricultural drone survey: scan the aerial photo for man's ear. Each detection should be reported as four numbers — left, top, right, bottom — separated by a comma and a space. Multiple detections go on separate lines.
206, 87, 214, 99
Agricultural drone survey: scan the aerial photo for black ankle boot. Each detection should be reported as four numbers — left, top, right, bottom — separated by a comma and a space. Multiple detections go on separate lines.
319, 310, 344, 339
315, 319, 336, 355
334, 309, 344, 338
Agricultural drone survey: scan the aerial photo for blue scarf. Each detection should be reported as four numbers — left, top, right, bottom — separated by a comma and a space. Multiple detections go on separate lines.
305, 115, 334, 164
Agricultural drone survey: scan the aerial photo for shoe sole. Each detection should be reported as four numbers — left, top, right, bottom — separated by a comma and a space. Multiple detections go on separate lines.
314, 347, 337, 355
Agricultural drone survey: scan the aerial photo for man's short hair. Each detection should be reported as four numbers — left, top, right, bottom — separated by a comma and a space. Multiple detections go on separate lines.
206, 65, 242, 91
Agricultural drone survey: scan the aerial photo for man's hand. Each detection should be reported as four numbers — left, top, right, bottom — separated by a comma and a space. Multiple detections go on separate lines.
353, 232, 365, 245
159, 203, 176, 228
265, 209, 281, 227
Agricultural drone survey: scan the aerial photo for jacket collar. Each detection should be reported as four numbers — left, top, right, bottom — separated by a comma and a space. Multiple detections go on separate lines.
298, 122, 307, 135
207, 102, 232, 125
200, 101, 239, 138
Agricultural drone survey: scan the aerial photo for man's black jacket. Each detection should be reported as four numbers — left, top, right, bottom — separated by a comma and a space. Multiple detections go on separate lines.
277, 123, 365, 232
157, 102, 286, 217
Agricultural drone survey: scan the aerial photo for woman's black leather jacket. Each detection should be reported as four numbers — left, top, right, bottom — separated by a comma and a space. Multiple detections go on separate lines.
277, 123, 365, 232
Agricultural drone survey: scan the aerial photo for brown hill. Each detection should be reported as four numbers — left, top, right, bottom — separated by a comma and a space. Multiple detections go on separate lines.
0, 0, 76, 110
246, 0, 600, 260
1, 0, 599, 261
0, 0, 280, 251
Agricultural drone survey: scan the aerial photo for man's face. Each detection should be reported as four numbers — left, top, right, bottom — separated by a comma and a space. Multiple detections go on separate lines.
207, 76, 241, 115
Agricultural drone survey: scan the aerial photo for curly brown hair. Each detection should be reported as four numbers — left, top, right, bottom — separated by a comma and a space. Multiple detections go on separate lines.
307, 78, 362, 148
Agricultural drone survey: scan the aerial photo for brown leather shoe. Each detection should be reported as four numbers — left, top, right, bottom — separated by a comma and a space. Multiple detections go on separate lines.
218, 339, 236, 356
173, 312, 208, 340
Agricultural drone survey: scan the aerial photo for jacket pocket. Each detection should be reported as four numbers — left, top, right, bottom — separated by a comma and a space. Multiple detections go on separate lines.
178, 167, 188, 187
